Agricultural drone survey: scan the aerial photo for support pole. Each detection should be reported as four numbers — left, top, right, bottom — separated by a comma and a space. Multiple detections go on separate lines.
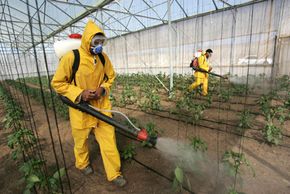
168, 0, 173, 93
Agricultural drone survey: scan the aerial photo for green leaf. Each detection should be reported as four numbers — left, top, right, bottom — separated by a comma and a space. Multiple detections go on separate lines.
27, 175, 41, 183
26, 182, 35, 189
174, 166, 184, 183
53, 168, 65, 180
172, 178, 179, 189
49, 178, 58, 190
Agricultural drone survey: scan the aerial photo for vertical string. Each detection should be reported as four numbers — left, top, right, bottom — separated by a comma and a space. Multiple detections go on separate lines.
25, 0, 64, 192
34, 0, 72, 192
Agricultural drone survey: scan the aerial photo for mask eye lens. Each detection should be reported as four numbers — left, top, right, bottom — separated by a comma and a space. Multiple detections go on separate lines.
93, 40, 104, 46
91, 35, 106, 46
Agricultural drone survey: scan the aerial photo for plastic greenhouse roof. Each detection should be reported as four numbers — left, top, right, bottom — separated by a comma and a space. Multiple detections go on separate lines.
0, 0, 256, 52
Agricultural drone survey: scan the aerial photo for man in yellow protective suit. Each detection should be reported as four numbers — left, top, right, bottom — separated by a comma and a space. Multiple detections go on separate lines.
188, 49, 213, 96
51, 21, 126, 187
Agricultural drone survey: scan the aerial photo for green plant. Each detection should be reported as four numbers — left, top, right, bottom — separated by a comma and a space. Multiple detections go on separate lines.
121, 143, 136, 160
2, 103, 24, 129
172, 166, 184, 191
222, 150, 255, 177
204, 92, 213, 107
227, 187, 246, 194
271, 107, 288, 124
257, 95, 271, 116
237, 110, 252, 133
262, 123, 282, 145
8, 128, 36, 160
232, 83, 249, 96
19, 159, 45, 194
123, 117, 139, 128
19, 159, 65, 194
275, 75, 290, 92
0, 85, 24, 129
191, 104, 206, 124
175, 91, 194, 111
141, 122, 158, 147
283, 91, 290, 110
175, 91, 206, 124
120, 85, 137, 106
109, 93, 117, 106
6, 80, 69, 120
139, 86, 161, 111
189, 136, 207, 152
218, 87, 232, 102
257, 92, 289, 145
48, 168, 66, 193
263, 106, 288, 145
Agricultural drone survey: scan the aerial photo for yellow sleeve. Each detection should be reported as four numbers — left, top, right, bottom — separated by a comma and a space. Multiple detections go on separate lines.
51, 51, 84, 102
100, 53, 116, 95
198, 55, 209, 71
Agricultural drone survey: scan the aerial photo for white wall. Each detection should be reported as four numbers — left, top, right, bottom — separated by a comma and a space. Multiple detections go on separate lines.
105, 0, 290, 77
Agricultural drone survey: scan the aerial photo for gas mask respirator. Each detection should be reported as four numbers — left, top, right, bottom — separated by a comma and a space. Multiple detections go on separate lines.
90, 44, 103, 55
90, 34, 106, 55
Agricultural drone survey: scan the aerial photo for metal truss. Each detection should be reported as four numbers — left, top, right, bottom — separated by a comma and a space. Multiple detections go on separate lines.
0, 0, 255, 52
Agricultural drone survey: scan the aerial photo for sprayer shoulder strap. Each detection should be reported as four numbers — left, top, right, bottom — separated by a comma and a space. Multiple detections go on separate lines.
98, 53, 108, 82
70, 49, 80, 86
70, 50, 107, 86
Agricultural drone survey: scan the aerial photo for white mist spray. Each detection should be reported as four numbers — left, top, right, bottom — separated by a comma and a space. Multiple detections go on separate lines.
156, 137, 238, 193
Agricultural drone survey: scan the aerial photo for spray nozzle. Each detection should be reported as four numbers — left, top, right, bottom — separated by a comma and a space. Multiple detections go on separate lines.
137, 129, 158, 146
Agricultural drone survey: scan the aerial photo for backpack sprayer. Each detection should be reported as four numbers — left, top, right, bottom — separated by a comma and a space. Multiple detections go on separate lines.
54, 34, 157, 146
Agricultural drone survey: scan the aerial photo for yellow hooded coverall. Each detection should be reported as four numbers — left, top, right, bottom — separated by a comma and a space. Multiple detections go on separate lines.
51, 21, 121, 181
188, 52, 210, 96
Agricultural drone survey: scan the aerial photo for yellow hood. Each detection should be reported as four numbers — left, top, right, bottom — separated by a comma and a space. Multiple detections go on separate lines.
81, 20, 105, 54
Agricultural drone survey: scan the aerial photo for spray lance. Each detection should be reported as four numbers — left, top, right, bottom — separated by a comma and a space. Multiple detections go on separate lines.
192, 66, 228, 79
59, 95, 157, 146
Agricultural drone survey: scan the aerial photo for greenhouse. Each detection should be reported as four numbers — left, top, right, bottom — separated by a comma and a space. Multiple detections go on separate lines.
0, 0, 289, 193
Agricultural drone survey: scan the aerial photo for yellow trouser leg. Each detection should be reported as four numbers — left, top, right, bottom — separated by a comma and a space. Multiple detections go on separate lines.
93, 121, 121, 181
202, 77, 208, 96
72, 127, 91, 170
188, 77, 202, 92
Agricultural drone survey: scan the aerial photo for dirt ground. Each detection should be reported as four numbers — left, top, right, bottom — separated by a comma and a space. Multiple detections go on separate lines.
0, 87, 183, 194
1, 85, 290, 194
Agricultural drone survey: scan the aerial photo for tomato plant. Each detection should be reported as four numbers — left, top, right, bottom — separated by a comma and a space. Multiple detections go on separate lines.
8, 127, 36, 160
172, 166, 184, 192
222, 150, 255, 177
138, 86, 161, 111
141, 122, 159, 147
227, 187, 246, 194
189, 136, 207, 152
121, 143, 136, 160
232, 83, 249, 96
0, 85, 24, 129
175, 91, 206, 124
237, 110, 252, 134
19, 159, 65, 194
218, 87, 232, 102
120, 85, 137, 106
